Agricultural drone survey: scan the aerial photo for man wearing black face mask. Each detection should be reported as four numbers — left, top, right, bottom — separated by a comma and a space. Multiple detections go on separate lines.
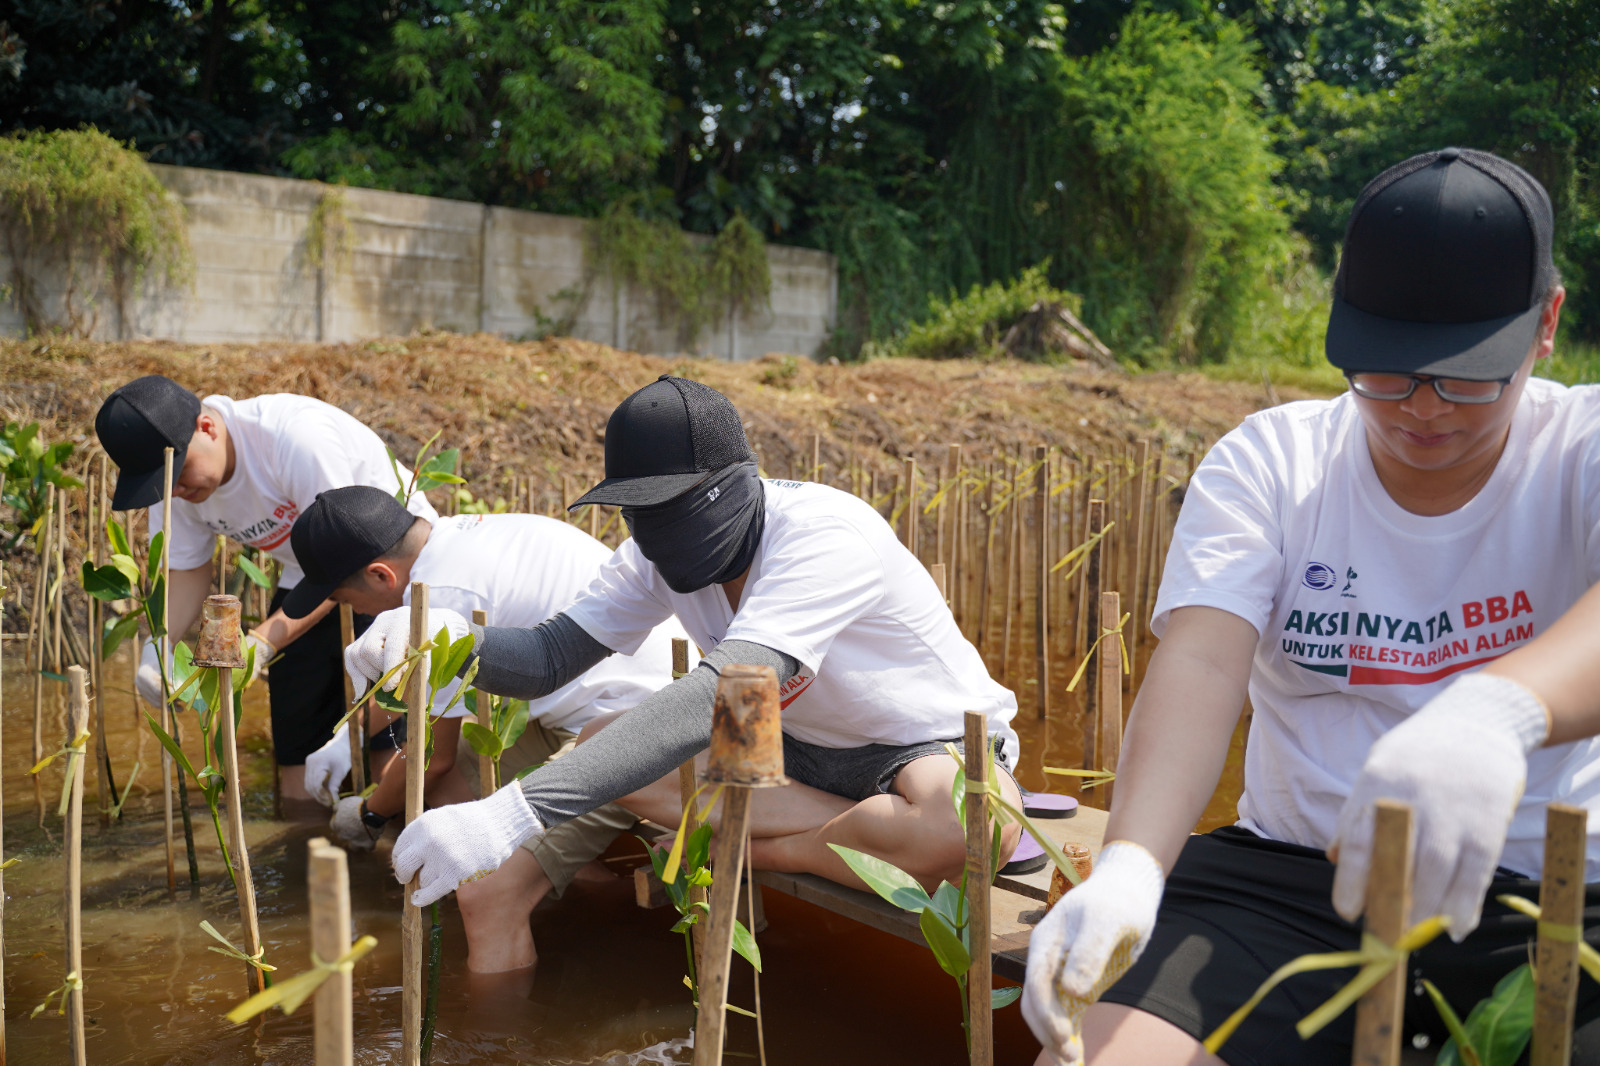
344, 376, 1024, 965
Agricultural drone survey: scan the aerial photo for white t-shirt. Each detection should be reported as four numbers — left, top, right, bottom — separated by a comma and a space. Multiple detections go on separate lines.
1153, 377, 1600, 878
149, 394, 438, 588
564, 479, 1019, 754
403, 514, 685, 730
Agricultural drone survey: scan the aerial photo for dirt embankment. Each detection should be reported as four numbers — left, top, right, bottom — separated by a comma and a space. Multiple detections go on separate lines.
3, 333, 1313, 497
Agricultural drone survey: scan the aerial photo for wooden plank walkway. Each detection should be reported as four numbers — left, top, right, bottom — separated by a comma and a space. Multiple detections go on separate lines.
753, 805, 1108, 983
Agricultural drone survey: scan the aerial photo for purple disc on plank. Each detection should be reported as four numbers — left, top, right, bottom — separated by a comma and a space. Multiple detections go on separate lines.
1001, 830, 1048, 876
1023, 793, 1078, 819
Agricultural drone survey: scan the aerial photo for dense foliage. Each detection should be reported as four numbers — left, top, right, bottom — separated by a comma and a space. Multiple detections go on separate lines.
2, 0, 1595, 362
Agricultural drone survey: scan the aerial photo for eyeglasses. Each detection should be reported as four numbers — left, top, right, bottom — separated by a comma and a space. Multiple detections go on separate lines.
1345, 372, 1511, 405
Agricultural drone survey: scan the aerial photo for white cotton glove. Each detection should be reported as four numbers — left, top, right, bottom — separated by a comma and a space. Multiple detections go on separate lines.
304, 724, 353, 808
1023, 842, 1165, 1066
329, 796, 379, 852
241, 631, 275, 686
1331, 672, 1549, 940
391, 781, 543, 907
136, 641, 174, 707
343, 606, 470, 700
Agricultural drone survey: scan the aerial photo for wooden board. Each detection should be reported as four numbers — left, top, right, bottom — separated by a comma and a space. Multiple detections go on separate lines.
752, 805, 1109, 984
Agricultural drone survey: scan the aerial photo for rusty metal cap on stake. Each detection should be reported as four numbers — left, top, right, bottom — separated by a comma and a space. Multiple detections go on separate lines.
1045, 844, 1095, 911
706, 664, 789, 788
192, 594, 246, 668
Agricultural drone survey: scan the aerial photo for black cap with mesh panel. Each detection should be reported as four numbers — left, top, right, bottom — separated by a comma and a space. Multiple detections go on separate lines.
1325, 147, 1557, 380
570, 375, 755, 509
283, 486, 420, 618
96, 375, 204, 510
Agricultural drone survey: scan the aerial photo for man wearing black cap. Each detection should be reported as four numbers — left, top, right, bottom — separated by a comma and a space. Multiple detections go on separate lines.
342, 374, 1025, 943
286, 485, 686, 972
95, 375, 437, 803
1022, 148, 1600, 1066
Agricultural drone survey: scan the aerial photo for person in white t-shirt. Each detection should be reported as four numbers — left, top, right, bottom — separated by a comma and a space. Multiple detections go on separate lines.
340, 375, 1024, 927
285, 486, 687, 972
95, 377, 437, 803
1022, 150, 1600, 1066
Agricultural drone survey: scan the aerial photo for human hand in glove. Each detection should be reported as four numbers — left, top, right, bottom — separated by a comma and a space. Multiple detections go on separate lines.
391, 781, 542, 907
330, 796, 379, 852
1331, 672, 1549, 940
305, 724, 353, 808
136, 641, 174, 707
1023, 841, 1165, 1066
241, 631, 275, 686
343, 606, 471, 700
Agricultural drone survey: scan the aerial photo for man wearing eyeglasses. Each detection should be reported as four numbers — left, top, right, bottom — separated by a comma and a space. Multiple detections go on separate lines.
1024, 147, 1600, 1065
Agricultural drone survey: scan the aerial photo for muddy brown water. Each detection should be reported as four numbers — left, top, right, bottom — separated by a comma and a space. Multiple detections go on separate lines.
1, 634, 1243, 1065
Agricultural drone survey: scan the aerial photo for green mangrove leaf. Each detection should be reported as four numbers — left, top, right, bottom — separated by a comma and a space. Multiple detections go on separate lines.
106, 517, 131, 558
1423, 980, 1482, 1066
460, 721, 504, 758
920, 906, 970, 977
829, 844, 933, 913
732, 918, 762, 972
684, 823, 714, 874
102, 611, 141, 660
992, 986, 1022, 1009
513, 763, 541, 782
144, 711, 199, 781
1438, 963, 1533, 1066
146, 530, 165, 582
233, 554, 271, 589
80, 560, 133, 601
500, 701, 531, 748
928, 880, 964, 928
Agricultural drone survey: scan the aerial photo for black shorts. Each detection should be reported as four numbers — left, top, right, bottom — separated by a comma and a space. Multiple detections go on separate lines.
781, 733, 1015, 802
265, 587, 371, 765
1102, 826, 1600, 1066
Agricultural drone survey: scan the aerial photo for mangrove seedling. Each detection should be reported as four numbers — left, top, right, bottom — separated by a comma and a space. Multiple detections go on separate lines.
644, 818, 762, 1016
0, 421, 82, 553
460, 689, 530, 791
388, 431, 464, 508
1422, 962, 1533, 1066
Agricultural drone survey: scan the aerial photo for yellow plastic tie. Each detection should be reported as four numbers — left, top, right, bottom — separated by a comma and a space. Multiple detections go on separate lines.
1065, 613, 1131, 692
1497, 894, 1600, 981
226, 936, 377, 1023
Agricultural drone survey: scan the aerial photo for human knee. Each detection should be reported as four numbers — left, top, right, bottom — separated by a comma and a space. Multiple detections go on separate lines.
456, 861, 541, 925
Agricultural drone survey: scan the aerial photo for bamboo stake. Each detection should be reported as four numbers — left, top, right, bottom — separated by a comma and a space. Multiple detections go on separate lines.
1351, 800, 1413, 1066
963, 710, 993, 1066
206, 596, 265, 995
811, 432, 821, 482
162, 448, 177, 894
340, 605, 366, 794
89, 475, 110, 825
948, 444, 963, 623
671, 638, 707, 962
309, 838, 355, 1066
401, 583, 428, 1066
931, 562, 949, 603
65, 666, 88, 1066
472, 609, 493, 792
1082, 500, 1105, 772
1097, 593, 1122, 810
1129, 442, 1150, 673
32, 485, 53, 821
903, 457, 918, 557
1001, 465, 1020, 682
976, 464, 995, 655
51, 489, 65, 672
0, 559, 8, 1064
692, 788, 752, 1066
1531, 803, 1587, 1066
1034, 446, 1050, 723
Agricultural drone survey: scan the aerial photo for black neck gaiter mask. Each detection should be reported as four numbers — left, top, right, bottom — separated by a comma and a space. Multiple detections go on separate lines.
623, 462, 766, 594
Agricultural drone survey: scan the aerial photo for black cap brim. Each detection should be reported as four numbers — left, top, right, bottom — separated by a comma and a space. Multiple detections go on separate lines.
569, 470, 712, 510
110, 445, 188, 511
281, 580, 338, 620
1326, 296, 1544, 379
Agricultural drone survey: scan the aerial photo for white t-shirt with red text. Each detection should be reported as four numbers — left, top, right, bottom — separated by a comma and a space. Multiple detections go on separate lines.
564, 480, 1019, 755
1153, 377, 1600, 877
149, 394, 438, 588
404, 513, 685, 731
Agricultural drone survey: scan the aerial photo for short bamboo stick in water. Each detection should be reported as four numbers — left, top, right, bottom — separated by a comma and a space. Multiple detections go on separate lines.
341, 604, 366, 794
65, 666, 88, 1066
1097, 592, 1122, 810
472, 609, 493, 791
1351, 800, 1412, 1066
1034, 446, 1049, 723
401, 583, 428, 1066
963, 710, 993, 1066
1081, 500, 1105, 772
1531, 803, 1587, 1066
308, 837, 355, 1066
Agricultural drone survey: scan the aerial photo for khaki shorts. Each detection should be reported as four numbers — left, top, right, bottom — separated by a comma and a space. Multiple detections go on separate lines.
457, 718, 638, 898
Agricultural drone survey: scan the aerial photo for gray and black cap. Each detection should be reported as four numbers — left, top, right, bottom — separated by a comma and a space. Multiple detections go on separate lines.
571, 375, 755, 509
1326, 147, 1556, 380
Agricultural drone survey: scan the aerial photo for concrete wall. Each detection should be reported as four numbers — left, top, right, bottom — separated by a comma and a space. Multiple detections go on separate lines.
0, 165, 838, 360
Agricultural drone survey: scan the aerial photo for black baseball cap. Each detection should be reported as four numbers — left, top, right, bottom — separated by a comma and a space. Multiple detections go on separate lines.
1326, 147, 1556, 380
571, 375, 755, 508
95, 375, 204, 510
284, 486, 421, 618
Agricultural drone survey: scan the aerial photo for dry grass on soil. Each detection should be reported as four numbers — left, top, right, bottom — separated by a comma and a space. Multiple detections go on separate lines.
3, 332, 1325, 498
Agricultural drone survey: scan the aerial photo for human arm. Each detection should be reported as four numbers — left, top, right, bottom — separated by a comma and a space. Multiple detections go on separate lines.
166, 565, 213, 645
390, 638, 799, 906
1023, 605, 1256, 1064
253, 598, 335, 654
361, 716, 463, 820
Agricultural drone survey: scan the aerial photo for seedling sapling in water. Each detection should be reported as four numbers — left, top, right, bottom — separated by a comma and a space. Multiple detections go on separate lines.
829, 738, 1087, 1049
460, 689, 531, 791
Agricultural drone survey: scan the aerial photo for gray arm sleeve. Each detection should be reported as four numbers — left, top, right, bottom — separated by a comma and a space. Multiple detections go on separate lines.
515, 639, 799, 828
467, 612, 614, 699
